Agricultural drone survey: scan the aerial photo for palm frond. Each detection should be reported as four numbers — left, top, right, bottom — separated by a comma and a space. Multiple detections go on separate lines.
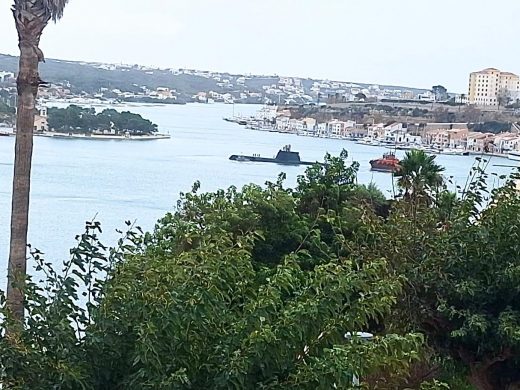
13, 0, 69, 22
395, 149, 445, 196
42, 0, 69, 21
12, 0, 70, 62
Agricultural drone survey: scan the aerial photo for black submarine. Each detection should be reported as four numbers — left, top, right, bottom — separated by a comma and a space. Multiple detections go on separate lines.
229, 145, 319, 166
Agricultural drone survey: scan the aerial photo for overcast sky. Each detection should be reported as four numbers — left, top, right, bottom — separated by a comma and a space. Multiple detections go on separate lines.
1, 0, 519, 92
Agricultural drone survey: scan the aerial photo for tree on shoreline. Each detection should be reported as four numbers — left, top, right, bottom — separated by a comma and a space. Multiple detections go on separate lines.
8, 0, 70, 323
47, 105, 158, 134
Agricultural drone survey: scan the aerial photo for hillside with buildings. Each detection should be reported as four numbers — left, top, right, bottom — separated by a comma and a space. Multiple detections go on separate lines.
4, 54, 520, 155
0, 53, 433, 106
3, 54, 520, 111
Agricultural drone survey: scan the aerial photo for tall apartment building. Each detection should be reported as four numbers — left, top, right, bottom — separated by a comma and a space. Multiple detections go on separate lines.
468, 68, 520, 106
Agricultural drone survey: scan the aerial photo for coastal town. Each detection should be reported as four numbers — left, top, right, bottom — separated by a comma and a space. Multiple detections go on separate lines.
232, 104, 520, 159
3, 62, 520, 160
0, 55, 518, 109
0, 53, 444, 108
0, 59, 435, 106
0, 62, 459, 107
223, 68, 520, 160
4, 1, 520, 387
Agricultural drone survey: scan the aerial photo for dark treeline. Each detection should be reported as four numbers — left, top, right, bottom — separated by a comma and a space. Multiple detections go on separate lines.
48, 105, 158, 134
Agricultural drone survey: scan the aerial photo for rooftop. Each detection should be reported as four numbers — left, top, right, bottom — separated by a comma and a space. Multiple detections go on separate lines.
471, 68, 519, 77
467, 132, 494, 139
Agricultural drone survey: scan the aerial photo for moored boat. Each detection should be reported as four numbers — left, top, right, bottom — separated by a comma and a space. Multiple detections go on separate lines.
441, 147, 470, 156
357, 137, 374, 145
508, 151, 520, 161
369, 152, 400, 173
223, 116, 248, 125
0, 126, 13, 137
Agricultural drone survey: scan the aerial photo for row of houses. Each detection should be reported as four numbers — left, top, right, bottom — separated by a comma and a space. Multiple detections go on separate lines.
274, 116, 520, 153
409, 124, 520, 153
275, 117, 377, 139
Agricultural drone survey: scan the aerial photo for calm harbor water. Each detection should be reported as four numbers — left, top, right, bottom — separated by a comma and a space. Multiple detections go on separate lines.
0, 103, 518, 285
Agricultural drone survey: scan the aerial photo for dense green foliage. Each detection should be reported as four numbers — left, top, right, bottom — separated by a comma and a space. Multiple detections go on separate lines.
47, 105, 158, 134
0, 100, 15, 115
358, 165, 520, 389
2, 151, 520, 389
0, 99, 15, 123
0, 152, 425, 389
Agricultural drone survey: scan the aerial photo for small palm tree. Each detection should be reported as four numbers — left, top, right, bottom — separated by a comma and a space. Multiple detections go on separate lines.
394, 149, 445, 201
7, 0, 70, 322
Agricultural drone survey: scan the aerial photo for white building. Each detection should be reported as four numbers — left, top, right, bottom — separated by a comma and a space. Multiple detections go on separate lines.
276, 116, 290, 132
493, 133, 520, 153
255, 106, 277, 121
417, 91, 435, 102
326, 120, 356, 137
327, 120, 345, 137
316, 123, 329, 137
0, 71, 15, 83
288, 119, 305, 132
368, 123, 385, 139
155, 87, 174, 100
302, 117, 317, 130
34, 106, 48, 132
279, 77, 293, 85
403, 134, 422, 145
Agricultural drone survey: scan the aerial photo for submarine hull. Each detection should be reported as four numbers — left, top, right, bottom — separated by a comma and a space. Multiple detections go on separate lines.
229, 155, 316, 166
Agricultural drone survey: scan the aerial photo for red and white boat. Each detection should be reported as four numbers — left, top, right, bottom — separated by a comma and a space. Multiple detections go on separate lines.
369, 152, 400, 173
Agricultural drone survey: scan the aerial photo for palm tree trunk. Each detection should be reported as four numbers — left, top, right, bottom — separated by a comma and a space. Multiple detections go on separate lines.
8, 0, 69, 324
7, 42, 40, 322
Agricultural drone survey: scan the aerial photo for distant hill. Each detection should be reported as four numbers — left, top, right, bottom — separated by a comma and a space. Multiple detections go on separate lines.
0, 53, 430, 103
0, 54, 227, 96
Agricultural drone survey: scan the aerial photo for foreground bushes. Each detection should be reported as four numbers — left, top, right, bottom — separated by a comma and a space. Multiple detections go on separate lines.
2, 152, 520, 389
